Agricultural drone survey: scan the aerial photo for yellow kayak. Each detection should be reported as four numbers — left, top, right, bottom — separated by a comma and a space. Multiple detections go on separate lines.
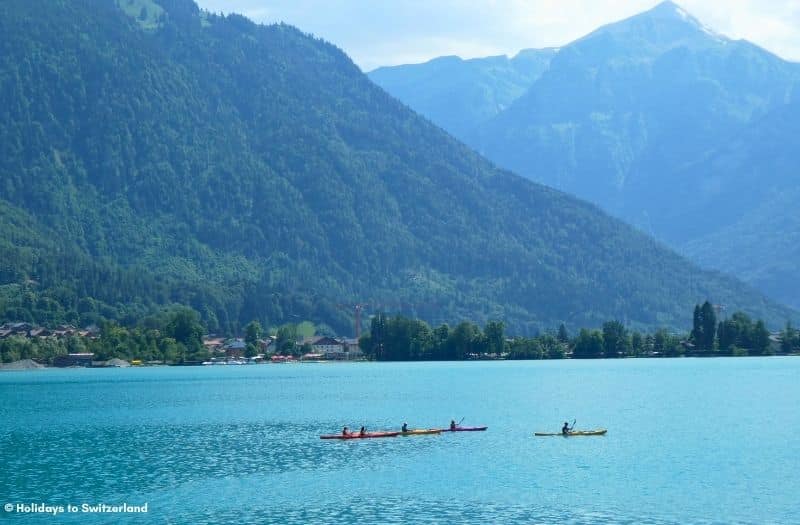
534, 429, 607, 436
400, 429, 442, 436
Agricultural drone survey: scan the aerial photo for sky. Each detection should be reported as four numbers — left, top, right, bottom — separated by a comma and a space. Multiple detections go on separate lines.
194, 0, 800, 71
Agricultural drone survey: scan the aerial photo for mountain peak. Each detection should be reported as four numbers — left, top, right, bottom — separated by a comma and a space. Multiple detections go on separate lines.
573, 0, 728, 53
643, 1, 713, 31
648, 0, 689, 17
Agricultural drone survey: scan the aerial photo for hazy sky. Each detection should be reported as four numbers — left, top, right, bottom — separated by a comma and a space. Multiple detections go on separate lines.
194, 1, 800, 71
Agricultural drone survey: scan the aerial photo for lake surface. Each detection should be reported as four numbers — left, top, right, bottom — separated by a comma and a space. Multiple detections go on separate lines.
1, 358, 799, 524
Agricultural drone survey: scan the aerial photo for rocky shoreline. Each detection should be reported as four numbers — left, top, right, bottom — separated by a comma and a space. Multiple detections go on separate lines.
0, 358, 131, 370
0, 359, 46, 370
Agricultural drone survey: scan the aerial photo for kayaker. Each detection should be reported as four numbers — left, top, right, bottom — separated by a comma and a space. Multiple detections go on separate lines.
401, 422, 408, 432
450, 420, 457, 431
342, 426, 349, 436
562, 422, 571, 435
359, 426, 366, 436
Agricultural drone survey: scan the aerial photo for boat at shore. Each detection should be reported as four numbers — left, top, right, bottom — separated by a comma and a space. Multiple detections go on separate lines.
202, 357, 259, 365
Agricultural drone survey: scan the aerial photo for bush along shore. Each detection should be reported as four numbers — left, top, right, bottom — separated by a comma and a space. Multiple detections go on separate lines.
2, 301, 797, 367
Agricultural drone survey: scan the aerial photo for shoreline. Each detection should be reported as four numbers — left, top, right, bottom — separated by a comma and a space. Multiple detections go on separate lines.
3, 353, 798, 372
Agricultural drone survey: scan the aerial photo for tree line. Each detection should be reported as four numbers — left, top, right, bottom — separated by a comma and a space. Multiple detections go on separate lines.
2, 301, 795, 365
359, 302, 794, 361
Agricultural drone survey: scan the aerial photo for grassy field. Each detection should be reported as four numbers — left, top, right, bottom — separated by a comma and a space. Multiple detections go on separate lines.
116, 0, 164, 30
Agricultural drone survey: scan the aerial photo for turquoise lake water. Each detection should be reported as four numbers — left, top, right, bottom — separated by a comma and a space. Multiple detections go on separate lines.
1, 358, 799, 524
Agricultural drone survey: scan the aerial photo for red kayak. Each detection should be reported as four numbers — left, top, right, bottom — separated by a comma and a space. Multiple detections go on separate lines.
440, 426, 488, 432
320, 431, 400, 440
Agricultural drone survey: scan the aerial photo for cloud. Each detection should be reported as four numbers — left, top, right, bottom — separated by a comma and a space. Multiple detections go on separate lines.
194, 0, 800, 69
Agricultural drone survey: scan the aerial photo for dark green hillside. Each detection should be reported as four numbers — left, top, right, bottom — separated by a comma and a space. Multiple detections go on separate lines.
0, 0, 792, 333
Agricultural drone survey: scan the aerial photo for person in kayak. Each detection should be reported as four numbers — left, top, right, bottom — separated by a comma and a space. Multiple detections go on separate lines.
359, 426, 366, 436
562, 422, 571, 435
342, 426, 349, 436
401, 422, 408, 432
450, 420, 457, 431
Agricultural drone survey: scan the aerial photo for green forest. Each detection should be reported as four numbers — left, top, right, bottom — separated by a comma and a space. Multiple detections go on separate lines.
0, 0, 794, 340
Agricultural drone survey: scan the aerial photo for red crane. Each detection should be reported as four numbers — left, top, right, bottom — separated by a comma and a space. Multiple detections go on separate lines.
337, 303, 369, 339
337, 301, 438, 339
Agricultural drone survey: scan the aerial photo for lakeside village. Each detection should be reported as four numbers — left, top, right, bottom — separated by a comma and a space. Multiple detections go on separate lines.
0, 321, 362, 368
1, 301, 799, 369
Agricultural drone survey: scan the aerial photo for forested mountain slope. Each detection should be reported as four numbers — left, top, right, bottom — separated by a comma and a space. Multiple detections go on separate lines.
371, 1, 800, 310
680, 101, 800, 308
0, 0, 792, 333
472, 1, 798, 212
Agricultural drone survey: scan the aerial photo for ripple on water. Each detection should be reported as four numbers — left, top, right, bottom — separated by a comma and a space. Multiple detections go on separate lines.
166, 496, 750, 525
2, 360, 799, 525
1, 421, 422, 502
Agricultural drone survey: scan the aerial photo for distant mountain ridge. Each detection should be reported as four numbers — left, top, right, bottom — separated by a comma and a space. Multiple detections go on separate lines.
369, 48, 556, 139
369, 1, 800, 308
0, 0, 793, 334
